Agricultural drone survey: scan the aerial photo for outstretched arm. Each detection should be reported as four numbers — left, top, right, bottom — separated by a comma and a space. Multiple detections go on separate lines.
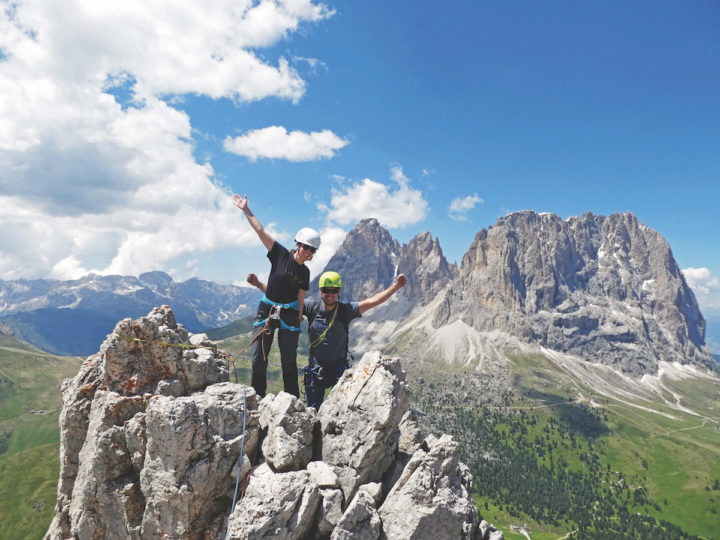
233, 194, 275, 251
247, 273, 266, 294
358, 274, 407, 315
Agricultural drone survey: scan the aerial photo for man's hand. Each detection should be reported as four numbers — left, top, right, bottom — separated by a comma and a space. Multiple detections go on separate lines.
395, 274, 407, 290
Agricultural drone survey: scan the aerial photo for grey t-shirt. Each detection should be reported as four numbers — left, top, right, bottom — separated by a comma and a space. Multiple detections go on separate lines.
304, 299, 361, 368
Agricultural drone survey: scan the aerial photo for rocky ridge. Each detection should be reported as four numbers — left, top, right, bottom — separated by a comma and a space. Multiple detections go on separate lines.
309, 218, 456, 306
45, 306, 499, 540
322, 213, 714, 378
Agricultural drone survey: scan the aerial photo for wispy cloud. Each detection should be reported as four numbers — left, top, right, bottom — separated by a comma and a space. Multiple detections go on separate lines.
683, 267, 720, 309
318, 166, 429, 229
448, 193, 484, 222
0, 0, 333, 280
223, 126, 348, 161
306, 226, 348, 277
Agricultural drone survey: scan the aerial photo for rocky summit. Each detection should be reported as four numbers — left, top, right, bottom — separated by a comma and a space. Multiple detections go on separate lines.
44, 306, 501, 540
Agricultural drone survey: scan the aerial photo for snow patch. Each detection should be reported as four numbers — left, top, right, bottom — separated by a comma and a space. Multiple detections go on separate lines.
541, 347, 719, 420
647, 361, 719, 382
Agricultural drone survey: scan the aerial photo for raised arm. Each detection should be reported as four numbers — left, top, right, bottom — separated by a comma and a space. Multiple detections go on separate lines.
358, 274, 407, 315
247, 273, 266, 294
233, 194, 275, 251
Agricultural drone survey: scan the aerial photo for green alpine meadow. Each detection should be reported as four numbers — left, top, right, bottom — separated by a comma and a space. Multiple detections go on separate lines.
0, 335, 83, 539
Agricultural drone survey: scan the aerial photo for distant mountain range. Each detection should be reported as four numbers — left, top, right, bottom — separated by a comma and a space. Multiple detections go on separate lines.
0, 272, 261, 355
1, 211, 716, 376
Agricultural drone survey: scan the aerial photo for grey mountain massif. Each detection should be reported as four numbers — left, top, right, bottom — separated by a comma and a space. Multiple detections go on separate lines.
0, 271, 261, 354
323, 211, 714, 378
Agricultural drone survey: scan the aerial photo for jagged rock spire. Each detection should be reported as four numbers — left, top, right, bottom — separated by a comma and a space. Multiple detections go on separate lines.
312, 218, 454, 306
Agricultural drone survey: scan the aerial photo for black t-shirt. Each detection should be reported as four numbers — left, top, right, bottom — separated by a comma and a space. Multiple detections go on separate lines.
265, 241, 310, 304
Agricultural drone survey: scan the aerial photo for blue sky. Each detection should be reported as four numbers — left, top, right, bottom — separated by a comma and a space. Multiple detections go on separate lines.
1, 1, 719, 341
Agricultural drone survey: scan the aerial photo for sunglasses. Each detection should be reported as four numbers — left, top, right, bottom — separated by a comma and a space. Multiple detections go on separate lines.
321, 287, 340, 294
298, 243, 317, 254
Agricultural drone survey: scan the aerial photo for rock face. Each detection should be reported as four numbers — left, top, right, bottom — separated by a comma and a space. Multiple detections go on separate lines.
397, 231, 458, 303
45, 307, 494, 540
0, 321, 12, 336
432, 211, 714, 375
310, 218, 455, 306
327, 213, 714, 377
379, 434, 478, 539
45, 306, 258, 539
317, 351, 410, 503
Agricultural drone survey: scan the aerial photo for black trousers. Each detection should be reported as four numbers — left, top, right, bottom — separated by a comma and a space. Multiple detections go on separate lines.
250, 302, 300, 398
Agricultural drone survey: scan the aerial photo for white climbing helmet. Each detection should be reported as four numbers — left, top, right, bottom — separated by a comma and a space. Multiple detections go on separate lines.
295, 227, 321, 249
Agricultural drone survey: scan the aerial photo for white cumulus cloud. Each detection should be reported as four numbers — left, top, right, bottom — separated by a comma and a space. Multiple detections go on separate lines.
223, 126, 348, 161
318, 166, 429, 229
683, 267, 720, 309
0, 0, 333, 281
306, 226, 348, 277
448, 193, 484, 222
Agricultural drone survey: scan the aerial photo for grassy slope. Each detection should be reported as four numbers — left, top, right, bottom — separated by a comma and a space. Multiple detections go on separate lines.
0, 443, 61, 540
0, 335, 84, 539
596, 376, 720, 536
205, 315, 256, 341
499, 352, 720, 538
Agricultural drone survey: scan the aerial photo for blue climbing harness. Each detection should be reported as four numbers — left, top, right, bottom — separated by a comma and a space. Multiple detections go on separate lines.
253, 295, 301, 332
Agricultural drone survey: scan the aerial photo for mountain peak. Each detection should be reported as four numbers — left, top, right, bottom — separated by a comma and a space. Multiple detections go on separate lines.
437, 212, 713, 375
138, 270, 174, 286
313, 220, 454, 305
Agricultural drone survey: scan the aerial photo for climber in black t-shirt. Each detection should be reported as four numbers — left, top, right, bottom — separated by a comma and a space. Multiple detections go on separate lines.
233, 193, 321, 398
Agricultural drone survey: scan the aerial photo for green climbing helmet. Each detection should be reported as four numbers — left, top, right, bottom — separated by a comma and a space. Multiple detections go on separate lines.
318, 271, 342, 289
